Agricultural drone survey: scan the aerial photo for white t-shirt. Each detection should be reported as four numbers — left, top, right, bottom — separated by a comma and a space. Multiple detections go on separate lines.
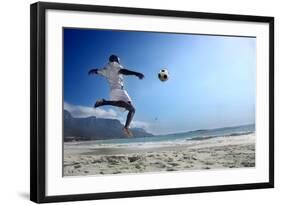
97, 62, 132, 102
97, 62, 124, 90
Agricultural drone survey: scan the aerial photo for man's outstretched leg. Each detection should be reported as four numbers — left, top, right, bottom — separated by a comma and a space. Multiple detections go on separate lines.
95, 99, 135, 137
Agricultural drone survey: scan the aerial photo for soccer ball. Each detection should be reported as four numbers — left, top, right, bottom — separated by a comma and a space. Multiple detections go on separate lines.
158, 69, 169, 82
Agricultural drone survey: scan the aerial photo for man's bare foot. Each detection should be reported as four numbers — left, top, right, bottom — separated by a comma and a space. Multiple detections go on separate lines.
122, 127, 133, 137
94, 99, 105, 108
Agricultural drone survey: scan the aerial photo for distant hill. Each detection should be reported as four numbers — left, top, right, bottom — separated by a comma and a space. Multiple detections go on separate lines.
156, 124, 255, 140
64, 110, 153, 141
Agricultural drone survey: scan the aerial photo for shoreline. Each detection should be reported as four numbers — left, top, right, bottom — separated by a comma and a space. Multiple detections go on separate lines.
64, 133, 255, 176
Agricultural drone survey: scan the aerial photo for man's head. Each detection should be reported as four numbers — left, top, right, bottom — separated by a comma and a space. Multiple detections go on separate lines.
109, 55, 120, 64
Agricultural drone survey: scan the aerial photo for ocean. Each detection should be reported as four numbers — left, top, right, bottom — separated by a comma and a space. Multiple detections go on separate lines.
67, 124, 255, 148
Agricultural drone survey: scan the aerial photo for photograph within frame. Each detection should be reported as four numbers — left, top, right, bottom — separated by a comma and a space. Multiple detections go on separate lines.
63, 27, 257, 177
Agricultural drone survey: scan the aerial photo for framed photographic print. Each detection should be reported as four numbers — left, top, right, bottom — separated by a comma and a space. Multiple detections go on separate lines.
30, 2, 274, 203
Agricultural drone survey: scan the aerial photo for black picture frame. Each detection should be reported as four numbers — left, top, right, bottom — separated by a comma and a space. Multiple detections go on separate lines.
30, 2, 274, 203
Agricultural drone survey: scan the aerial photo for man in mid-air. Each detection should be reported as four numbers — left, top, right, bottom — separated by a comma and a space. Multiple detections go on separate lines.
88, 55, 144, 137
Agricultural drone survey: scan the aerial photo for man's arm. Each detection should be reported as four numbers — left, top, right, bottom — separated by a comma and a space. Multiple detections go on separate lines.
88, 68, 98, 75
119, 69, 144, 79
88, 68, 107, 76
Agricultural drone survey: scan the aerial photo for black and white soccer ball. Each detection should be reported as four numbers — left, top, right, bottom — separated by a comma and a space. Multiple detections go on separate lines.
158, 69, 169, 82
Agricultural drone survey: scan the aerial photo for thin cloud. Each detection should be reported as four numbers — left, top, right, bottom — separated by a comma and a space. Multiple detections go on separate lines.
64, 102, 118, 119
131, 121, 150, 129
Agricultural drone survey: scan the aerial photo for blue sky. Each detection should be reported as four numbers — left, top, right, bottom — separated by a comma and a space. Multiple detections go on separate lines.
63, 28, 256, 134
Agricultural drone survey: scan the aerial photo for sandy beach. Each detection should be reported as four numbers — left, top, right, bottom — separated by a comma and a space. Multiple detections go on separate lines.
64, 133, 255, 176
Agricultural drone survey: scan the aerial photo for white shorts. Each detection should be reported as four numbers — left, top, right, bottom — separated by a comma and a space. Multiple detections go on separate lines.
110, 88, 132, 103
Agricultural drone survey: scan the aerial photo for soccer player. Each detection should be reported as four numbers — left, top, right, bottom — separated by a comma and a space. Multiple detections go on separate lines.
88, 55, 144, 137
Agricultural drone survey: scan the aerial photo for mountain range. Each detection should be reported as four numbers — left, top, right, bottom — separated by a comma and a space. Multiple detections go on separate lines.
64, 110, 153, 141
